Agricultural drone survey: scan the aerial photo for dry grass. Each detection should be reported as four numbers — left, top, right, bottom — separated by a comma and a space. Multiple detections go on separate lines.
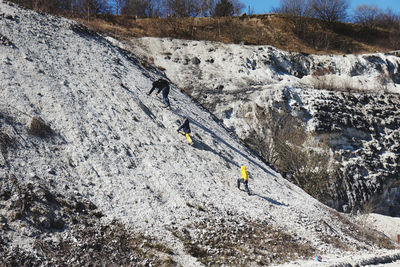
171, 217, 316, 266
329, 210, 396, 250
311, 75, 365, 93
310, 71, 396, 93
76, 13, 399, 55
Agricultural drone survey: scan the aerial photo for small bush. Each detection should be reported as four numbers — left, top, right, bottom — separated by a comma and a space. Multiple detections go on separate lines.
29, 117, 53, 138
377, 71, 393, 92
0, 132, 13, 152
139, 56, 154, 69
311, 74, 365, 93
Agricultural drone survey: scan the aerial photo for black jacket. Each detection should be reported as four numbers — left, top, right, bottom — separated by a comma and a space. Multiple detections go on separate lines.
153, 79, 169, 89
177, 119, 191, 134
149, 79, 170, 96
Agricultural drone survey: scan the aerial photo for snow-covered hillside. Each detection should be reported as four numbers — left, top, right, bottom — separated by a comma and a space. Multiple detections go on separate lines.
1, 1, 399, 266
129, 37, 400, 218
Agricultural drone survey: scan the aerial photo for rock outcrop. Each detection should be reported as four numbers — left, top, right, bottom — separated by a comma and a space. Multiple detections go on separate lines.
279, 88, 400, 216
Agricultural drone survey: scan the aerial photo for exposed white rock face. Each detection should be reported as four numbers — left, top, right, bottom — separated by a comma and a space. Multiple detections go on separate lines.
129, 37, 400, 217
277, 88, 400, 216
1, 1, 399, 265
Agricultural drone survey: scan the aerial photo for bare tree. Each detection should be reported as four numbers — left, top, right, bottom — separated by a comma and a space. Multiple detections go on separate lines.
353, 4, 380, 27
271, 0, 313, 40
164, 0, 202, 17
243, 106, 284, 165
12, 0, 110, 16
242, 105, 335, 202
353, 5, 400, 30
310, 0, 349, 23
115, 0, 122, 15
199, 0, 215, 16
18, 0, 65, 13
272, 0, 312, 17
231, 0, 245, 15
376, 8, 400, 29
212, 0, 244, 16
66, 0, 107, 18
121, 0, 160, 17
57, 0, 79, 14
213, 0, 233, 16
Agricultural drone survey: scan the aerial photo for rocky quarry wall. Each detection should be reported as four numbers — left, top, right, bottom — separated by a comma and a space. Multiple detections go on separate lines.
268, 88, 400, 216
216, 87, 400, 217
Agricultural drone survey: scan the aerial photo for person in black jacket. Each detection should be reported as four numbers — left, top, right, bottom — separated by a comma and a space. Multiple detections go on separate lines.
177, 117, 193, 145
148, 78, 170, 107
177, 117, 191, 134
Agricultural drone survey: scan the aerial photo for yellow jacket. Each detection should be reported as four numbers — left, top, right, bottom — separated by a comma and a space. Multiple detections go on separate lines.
241, 166, 249, 181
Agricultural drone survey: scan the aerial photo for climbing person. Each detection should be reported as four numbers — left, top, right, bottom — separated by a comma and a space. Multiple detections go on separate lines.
237, 165, 250, 195
177, 117, 193, 145
148, 78, 170, 107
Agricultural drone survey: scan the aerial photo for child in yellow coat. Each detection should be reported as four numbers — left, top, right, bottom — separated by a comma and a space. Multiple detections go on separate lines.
237, 166, 250, 195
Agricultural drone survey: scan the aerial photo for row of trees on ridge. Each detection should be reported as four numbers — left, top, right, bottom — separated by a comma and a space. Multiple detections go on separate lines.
13, 0, 245, 18
12, 0, 400, 30
274, 0, 400, 29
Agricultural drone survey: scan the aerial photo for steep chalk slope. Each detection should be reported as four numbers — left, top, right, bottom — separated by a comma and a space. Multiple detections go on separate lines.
0, 1, 398, 266
129, 37, 400, 218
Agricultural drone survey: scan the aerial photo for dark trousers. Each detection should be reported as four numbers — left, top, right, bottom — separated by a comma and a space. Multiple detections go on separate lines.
162, 96, 170, 107
237, 179, 250, 194
149, 87, 170, 107
161, 87, 170, 107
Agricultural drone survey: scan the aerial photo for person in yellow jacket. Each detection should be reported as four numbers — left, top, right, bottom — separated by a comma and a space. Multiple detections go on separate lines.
237, 165, 251, 195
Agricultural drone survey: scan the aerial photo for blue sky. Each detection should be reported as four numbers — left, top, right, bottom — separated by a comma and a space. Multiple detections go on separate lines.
241, 0, 400, 15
